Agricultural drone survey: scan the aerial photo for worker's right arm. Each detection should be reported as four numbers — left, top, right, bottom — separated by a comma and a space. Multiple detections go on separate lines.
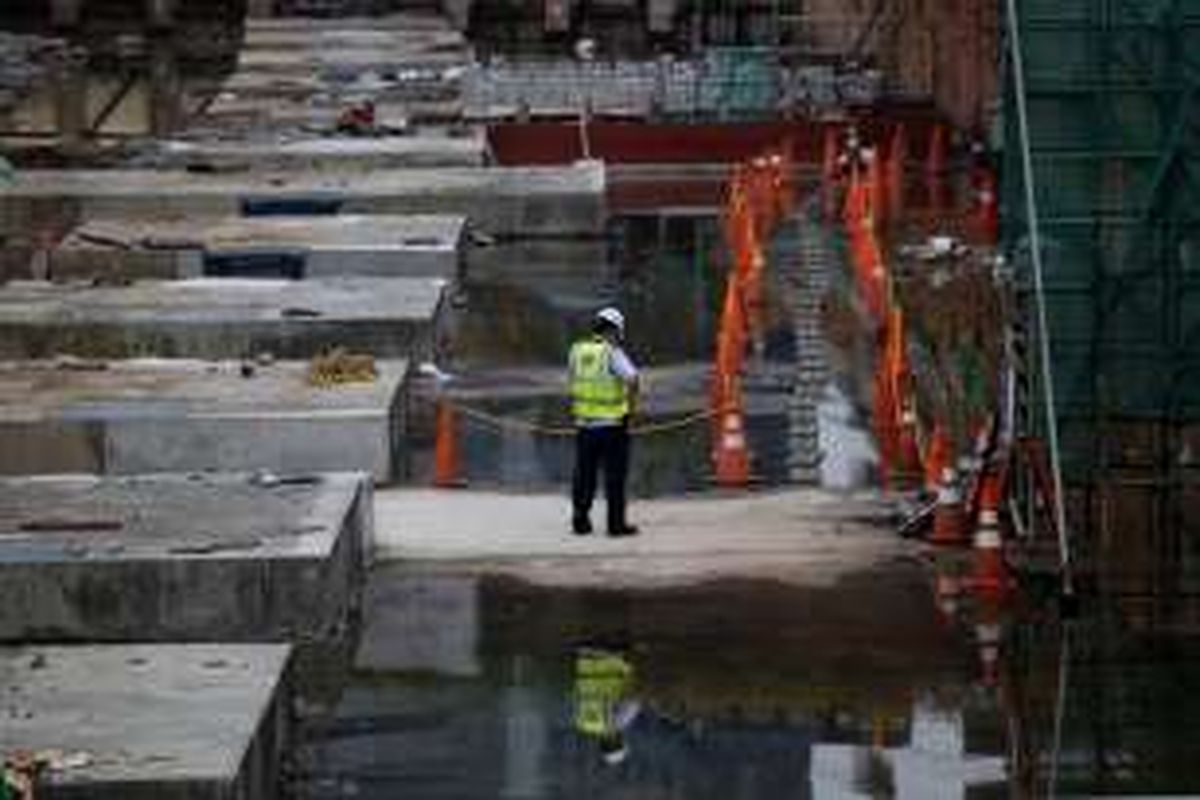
609, 346, 640, 419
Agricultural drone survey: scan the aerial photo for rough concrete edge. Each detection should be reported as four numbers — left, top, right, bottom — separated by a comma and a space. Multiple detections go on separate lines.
224, 643, 294, 800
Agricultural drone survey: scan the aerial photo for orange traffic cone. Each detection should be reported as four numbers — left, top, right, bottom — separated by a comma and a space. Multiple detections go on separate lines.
975, 167, 999, 243
929, 467, 967, 546
713, 402, 750, 488
970, 468, 1011, 598
433, 399, 464, 488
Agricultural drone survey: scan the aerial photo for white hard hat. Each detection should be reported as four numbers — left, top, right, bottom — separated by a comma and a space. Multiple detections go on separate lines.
595, 306, 625, 335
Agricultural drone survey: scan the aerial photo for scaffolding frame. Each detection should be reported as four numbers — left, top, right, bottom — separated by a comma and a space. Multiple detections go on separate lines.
1004, 0, 1200, 596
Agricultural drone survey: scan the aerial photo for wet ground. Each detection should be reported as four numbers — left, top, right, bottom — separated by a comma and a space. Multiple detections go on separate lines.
292, 566, 1200, 799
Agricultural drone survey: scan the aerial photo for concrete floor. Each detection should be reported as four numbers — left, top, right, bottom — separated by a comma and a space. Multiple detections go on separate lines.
373, 488, 911, 589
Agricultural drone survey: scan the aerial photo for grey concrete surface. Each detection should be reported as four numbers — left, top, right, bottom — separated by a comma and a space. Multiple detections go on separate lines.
244, 14, 453, 34
235, 47, 468, 74
153, 134, 486, 170
373, 488, 911, 588
0, 164, 607, 238
0, 277, 445, 360
49, 214, 465, 282
0, 472, 370, 641
0, 644, 291, 800
0, 359, 409, 480
241, 28, 466, 51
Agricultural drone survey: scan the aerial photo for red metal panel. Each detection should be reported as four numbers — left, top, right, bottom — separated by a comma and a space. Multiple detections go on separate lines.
488, 114, 939, 166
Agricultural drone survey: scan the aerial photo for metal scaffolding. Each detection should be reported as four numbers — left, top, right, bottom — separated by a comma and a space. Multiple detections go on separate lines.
1004, 0, 1200, 595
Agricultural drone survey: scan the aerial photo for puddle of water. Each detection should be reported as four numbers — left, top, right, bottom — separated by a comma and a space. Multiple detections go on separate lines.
295, 570, 1200, 799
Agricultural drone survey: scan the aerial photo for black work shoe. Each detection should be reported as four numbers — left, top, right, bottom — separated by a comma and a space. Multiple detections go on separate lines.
572, 518, 593, 535
608, 525, 639, 538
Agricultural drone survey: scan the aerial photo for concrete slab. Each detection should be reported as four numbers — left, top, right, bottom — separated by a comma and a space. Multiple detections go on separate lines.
245, 15, 454, 34
0, 359, 409, 481
241, 28, 466, 51
0, 164, 607, 238
213, 72, 461, 105
202, 94, 462, 128
0, 644, 291, 800
372, 488, 911, 589
50, 214, 465, 282
0, 472, 370, 641
0, 277, 445, 360
235, 47, 468, 74
153, 134, 485, 169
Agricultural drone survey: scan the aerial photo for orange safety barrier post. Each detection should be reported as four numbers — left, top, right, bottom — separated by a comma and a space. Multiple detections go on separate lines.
711, 269, 750, 487
930, 466, 968, 545
974, 165, 999, 243
433, 398, 464, 488
970, 464, 1012, 598
873, 307, 922, 486
923, 424, 952, 493
872, 353, 897, 486
713, 373, 751, 488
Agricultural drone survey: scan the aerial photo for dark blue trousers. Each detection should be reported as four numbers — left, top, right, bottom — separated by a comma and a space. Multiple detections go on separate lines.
572, 423, 630, 533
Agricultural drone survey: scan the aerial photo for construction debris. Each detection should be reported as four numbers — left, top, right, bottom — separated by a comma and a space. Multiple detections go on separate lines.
307, 347, 378, 387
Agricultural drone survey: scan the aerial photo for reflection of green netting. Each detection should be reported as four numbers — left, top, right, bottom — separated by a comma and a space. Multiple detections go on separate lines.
1005, 1, 1200, 480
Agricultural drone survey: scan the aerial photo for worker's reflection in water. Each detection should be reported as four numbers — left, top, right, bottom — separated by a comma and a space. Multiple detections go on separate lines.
573, 647, 641, 766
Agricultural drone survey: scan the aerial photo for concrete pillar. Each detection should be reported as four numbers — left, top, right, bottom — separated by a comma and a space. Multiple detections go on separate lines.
54, 53, 87, 153
443, 0, 474, 31
147, 37, 180, 136
50, 0, 84, 29
647, 0, 680, 34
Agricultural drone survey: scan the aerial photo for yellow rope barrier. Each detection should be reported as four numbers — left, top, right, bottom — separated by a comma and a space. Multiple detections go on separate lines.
445, 401, 716, 439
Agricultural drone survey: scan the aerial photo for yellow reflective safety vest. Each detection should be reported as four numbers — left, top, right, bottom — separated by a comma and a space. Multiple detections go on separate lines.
574, 650, 634, 738
569, 337, 629, 422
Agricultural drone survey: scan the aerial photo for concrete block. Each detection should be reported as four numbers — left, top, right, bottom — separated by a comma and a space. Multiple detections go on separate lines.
0, 472, 370, 641
48, 214, 466, 283
0, 359, 409, 481
154, 134, 486, 170
0, 644, 291, 800
0, 164, 607, 238
0, 278, 445, 361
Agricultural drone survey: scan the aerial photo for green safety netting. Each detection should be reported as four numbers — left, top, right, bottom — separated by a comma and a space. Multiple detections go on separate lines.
1005, 0, 1200, 478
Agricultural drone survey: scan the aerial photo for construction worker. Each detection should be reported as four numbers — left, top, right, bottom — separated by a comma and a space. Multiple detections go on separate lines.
569, 307, 640, 536
573, 647, 640, 766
